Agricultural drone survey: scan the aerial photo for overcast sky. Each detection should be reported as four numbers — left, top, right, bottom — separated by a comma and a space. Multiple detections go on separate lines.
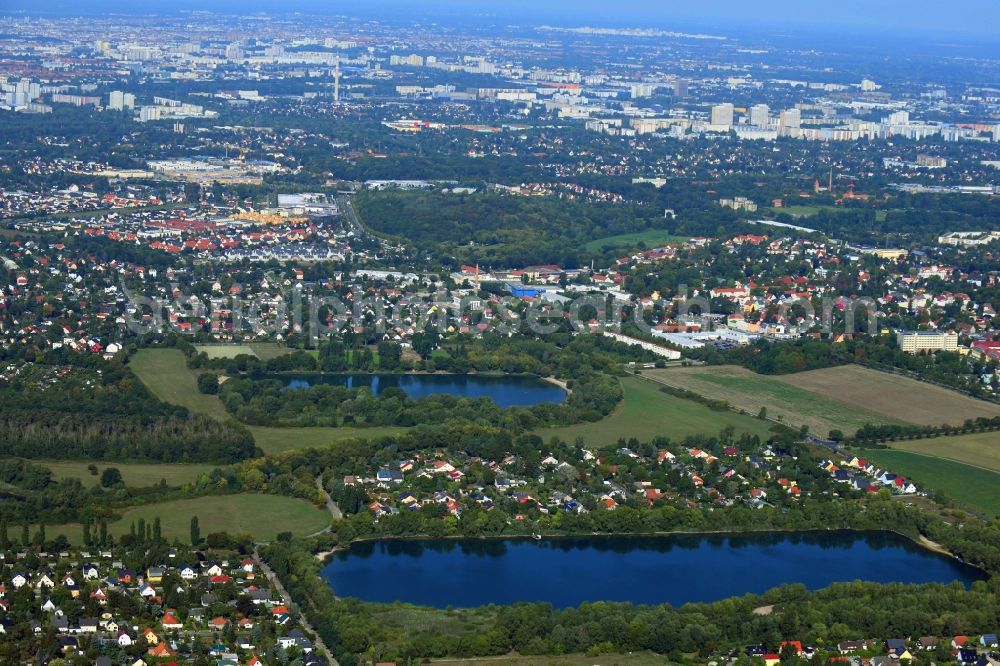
6, 0, 1000, 40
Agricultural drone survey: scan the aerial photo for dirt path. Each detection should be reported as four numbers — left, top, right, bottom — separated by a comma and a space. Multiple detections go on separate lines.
303, 474, 343, 539
316, 474, 343, 520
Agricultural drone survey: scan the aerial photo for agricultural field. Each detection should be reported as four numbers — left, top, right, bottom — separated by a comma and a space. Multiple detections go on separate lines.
643, 366, 901, 437
878, 431, 1000, 474
776, 365, 1000, 427
129, 348, 230, 420
644, 364, 999, 437
50, 494, 330, 544
39, 460, 221, 487
534, 375, 774, 446
855, 448, 1000, 516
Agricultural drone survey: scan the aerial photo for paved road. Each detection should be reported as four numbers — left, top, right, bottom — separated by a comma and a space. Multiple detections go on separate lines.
253, 547, 339, 666
338, 195, 366, 236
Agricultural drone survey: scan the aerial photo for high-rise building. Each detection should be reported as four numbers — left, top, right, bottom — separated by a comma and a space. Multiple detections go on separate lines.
630, 83, 655, 99
860, 79, 879, 92
711, 103, 734, 127
886, 111, 910, 125
139, 106, 162, 122
108, 91, 135, 111
333, 54, 341, 102
673, 79, 689, 98
779, 108, 801, 130
390, 54, 424, 67
749, 104, 770, 128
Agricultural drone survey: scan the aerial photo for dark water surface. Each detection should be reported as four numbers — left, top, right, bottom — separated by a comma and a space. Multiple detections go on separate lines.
279, 373, 567, 407
322, 532, 984, 608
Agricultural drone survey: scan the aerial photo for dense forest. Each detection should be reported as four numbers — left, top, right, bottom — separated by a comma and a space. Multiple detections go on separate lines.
0, 350, 256, 463
354, 189, 677, 268
0, 411, 255, 463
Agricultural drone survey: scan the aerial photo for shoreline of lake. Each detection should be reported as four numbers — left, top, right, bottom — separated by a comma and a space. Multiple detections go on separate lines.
265, 369, 542, 377
540, 375, 572, 393
314, 526, 981, 572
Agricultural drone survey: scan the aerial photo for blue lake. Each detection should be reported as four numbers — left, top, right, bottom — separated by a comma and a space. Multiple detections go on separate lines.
321, 532, 985, 608
279, 373, 567, 408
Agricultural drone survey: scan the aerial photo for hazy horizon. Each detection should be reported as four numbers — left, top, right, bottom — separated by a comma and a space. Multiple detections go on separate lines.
3, 0, 999, 42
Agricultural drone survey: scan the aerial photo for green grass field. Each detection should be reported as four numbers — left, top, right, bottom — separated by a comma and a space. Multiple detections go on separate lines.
584, 230, 690, 253
766, 205, 839, 218
534, 375, 774, 446
250, 343, 296, 361
39, 460, 221, 487
194, 344, 256, 359
50, 494, 330, 544
855, 448, 1000, 516
766, 205, 891, 221
645, 366, 905, 436
880, 431, 1000, 474
130, 348, 230, 419
248, 425, 407, 454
